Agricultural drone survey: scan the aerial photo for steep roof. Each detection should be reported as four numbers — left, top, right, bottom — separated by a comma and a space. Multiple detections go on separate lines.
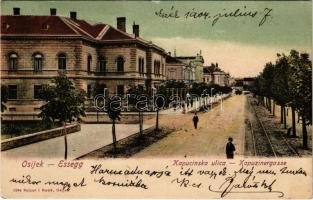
1, 16, 77, 35
1, 15, 163, 52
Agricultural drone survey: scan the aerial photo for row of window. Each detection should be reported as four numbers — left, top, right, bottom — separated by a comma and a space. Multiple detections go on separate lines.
6, 84, 126, 100
87, 55, 125, 72
8, 52, 66, 71
7, 53, 125, 72
7, 52, 163, 75
138, 57, 145, 74
7, 85, 43, 99
154, 60, 163, 75
86, 84, 125, 98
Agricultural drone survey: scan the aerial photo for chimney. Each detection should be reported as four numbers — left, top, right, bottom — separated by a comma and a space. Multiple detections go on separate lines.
70, 12, 77, 20
132, 23, 139, 37
50, 8, 57, 16
117, 17, 126, 32
168, 52, 171, 56
13, 8, 20, 15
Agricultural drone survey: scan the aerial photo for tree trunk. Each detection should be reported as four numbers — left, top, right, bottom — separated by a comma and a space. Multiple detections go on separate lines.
63, 122, 68, 160
268, 98, 272, 113
291, 107, 296, 137
272, 101, 275, 116
283, 106, 287, 129
280, 106, 284, 124
139, 112, 143, 137
156, 109, 159, 131
302, 115, 308, 149
112, 120, 117, 153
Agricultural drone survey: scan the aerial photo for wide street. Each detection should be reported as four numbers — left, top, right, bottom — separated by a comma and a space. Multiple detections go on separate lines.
3, 94, 310, 159
135, 95, 246, 158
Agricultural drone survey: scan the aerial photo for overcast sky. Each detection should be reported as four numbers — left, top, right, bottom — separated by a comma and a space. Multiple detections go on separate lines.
2, 1, 312, 77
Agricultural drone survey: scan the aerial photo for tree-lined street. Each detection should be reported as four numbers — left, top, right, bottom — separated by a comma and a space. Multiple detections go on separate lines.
135, 95, 246, 157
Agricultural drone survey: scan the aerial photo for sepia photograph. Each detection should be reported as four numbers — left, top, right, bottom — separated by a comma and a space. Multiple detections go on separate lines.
1, 0, 312, 198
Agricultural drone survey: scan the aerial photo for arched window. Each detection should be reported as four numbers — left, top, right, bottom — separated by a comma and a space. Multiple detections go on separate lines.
141, 58, 145, 74
33, 53, 43, 71
116, 56, 124, 72
153, 60, 157, 74
161, 63, 164, 76
8, 53, 18, 70
98, 56, 106, 72
157, 61, 160, 75
138, 57, 145, 74
58, 53, 66, 70
153, 60, 160, 76
87, 55, 92, 72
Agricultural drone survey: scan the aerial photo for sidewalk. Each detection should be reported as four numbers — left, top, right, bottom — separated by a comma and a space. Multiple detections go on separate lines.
1, 124, 152, 159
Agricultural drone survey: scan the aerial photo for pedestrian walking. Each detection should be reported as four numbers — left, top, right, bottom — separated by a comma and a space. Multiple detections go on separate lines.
192, 112, 199, 129
226, 137, 236, 159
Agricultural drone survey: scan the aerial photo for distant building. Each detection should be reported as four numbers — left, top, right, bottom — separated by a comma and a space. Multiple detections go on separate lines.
175, 51, 204, 83
243, 77, 255, 86
1, 8, 167, 116
233, 77, 255, 91
165, 54, 197, 84
203, 63, 232, 86
234, 77, 255, 87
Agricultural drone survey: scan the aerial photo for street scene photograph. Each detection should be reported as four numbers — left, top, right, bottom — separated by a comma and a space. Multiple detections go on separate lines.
1, 1, 312, 161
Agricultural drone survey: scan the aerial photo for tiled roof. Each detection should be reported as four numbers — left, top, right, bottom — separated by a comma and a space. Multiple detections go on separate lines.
100, 26, 133, 40
1, 15, 166, 53
1, 15, 146, 42
72, 19, 106, 38
1, 16, 77, 35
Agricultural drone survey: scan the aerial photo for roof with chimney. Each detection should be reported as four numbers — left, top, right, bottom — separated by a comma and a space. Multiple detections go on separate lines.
203, 64, 229, 76
1, 14, 165, 52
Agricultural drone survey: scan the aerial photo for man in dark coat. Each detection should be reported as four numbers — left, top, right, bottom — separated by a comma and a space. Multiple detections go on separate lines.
226, 137, 236, 159
193, 112, 199, 129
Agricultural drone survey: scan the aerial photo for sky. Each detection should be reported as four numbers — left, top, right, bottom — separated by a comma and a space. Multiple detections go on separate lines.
2, 1, 312, 77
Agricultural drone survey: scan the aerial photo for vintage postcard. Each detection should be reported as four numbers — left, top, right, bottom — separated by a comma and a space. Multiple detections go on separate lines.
1, 0, 312, 198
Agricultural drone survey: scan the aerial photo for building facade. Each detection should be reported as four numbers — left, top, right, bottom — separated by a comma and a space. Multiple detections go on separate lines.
165, 55, 196, 84
175, 52, 204, 83
1, 8, 167, 114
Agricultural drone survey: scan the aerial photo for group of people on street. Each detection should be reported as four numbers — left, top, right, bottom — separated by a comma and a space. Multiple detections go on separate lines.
172, 98, 194, 114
